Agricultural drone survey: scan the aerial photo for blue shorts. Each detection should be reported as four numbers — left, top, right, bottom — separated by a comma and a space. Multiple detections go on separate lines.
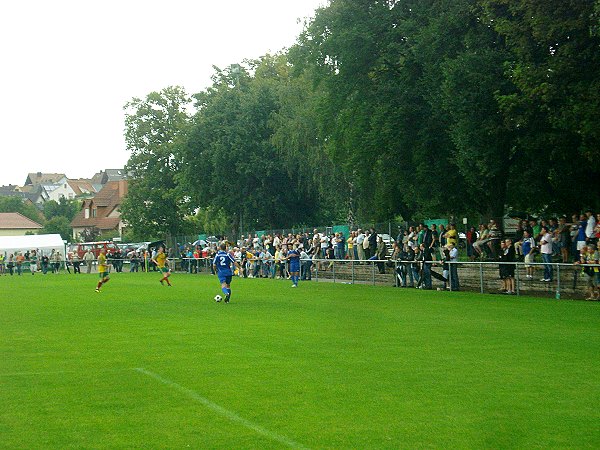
289, 264, 300, 273
218, 274, 232, 285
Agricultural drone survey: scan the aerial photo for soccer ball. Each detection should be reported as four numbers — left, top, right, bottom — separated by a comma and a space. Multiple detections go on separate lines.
214, 294, 222, 302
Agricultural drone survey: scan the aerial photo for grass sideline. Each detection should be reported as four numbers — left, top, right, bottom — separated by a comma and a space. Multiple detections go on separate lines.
1, 272, 599, 448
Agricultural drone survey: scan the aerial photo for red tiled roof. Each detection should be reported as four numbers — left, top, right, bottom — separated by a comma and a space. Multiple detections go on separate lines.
0, 212, 43, 229
68, 179, 95, 196
70, 180, 127, 230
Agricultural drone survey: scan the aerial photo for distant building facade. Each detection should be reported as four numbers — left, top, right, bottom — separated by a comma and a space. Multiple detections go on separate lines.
0, 212, 44, 236
70, 180, 128, 240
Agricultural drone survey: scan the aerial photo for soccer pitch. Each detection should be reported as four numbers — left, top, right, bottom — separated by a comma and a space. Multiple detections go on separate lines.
1, 273, 599, 449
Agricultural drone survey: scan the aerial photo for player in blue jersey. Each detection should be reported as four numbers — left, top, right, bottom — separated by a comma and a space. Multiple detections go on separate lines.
286, 243, 301, 287
212, 243, 239, 303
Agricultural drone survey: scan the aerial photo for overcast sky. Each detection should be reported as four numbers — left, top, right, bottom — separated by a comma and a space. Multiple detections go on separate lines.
0, 0, 325, 186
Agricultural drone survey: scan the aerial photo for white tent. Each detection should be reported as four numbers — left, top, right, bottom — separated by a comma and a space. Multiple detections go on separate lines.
0, 234, 66, 256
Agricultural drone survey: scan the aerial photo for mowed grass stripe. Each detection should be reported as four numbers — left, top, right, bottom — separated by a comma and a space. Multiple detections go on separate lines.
0, 272, 599, 448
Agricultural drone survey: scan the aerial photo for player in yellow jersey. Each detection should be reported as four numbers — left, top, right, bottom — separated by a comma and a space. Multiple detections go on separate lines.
95, 249, 111, 292
152, 246, 172, 286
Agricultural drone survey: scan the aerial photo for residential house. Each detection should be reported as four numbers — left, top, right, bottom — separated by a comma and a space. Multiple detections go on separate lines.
4, 184, 49, 209
90, 169, 127, 192
24, 172, 68, 188
0, 212, 43, 236
47, 179, 96, 202
17, 173, 68, 207
68, 179, 96, 199
70, 180, 128, 240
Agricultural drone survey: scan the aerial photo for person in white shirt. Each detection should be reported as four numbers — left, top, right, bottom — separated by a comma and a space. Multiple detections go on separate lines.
300, 249, 312, 280
448, 243, 459, 291
539, 226, 554, 281
320, 234, 329, 258
355, 229, 365, 261
585, 210, 596, 242
261, 249, 273, 278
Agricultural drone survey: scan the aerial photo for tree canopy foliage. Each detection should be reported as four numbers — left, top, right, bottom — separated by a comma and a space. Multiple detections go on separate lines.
122, 0, 600, 237
0, 197, 45, 224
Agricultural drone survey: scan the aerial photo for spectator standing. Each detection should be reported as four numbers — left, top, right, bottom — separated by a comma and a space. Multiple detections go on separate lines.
585, 210, 596, 244
320, 233, 329, 259
530, 219, 541, 241
363, 230, 371, 260
498, 239, 515, 294
29, 250, 38, 275
262, 248, 273, 278
444, 224, 458, 248
7, 253, 15, 275
355, 230, 366, 261
347, 232, 354, 259
84, 250, 94, 273
41, 254, 49, 274
448, 243, 459, 291
53, 252, 62, 273
331, 233, 339, 259
575, 214, 587, 260
466, 226, 477, 261
405, 244, 417, 287
71, 252, 81, 274
431, 224, 440, 260
539, 226, 554, 282
439, 224, 448, 257
420, 243, 433, 290
521, 230, 536, 279
129, 251, 139, 272
421, 224, 433, 251
336, 232, 345, 260
579, 244, 599, 300
556, 216, 571, 263
375, 235, 387, 274
0, 253, 4, 275
300, 248, 312, 280
16, 252, 24, 275
367, 229, 377, 259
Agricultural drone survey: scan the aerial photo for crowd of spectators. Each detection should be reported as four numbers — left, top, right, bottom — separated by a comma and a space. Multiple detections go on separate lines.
0, 249, 68, 275
2, 210, 598, 298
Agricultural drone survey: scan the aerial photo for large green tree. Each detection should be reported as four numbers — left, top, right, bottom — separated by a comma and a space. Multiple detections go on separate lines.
0, 197, 45, 224
181, 58, 327, 233
483, 0, 600, 211
291, 0, 495, 220
121, 86, 195, 238
40, 216, 72, 241
43, 198, 79, 221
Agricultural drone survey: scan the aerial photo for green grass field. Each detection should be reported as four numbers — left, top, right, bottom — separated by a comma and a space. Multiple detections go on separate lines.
1, 272, 599, 449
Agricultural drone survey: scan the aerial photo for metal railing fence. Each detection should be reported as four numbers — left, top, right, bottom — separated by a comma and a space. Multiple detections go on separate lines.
3, 257, 598, 301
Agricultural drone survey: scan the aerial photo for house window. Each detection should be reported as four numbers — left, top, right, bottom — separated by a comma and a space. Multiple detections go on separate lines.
92, 208, 97, 218
84, 208, 90, 219
68, 194, 74, 199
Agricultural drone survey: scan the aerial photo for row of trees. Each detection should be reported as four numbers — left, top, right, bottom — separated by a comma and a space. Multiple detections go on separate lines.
121, 0, 600, 239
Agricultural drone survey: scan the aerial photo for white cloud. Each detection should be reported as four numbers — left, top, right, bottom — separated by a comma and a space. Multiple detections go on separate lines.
0, 0, 324, 185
